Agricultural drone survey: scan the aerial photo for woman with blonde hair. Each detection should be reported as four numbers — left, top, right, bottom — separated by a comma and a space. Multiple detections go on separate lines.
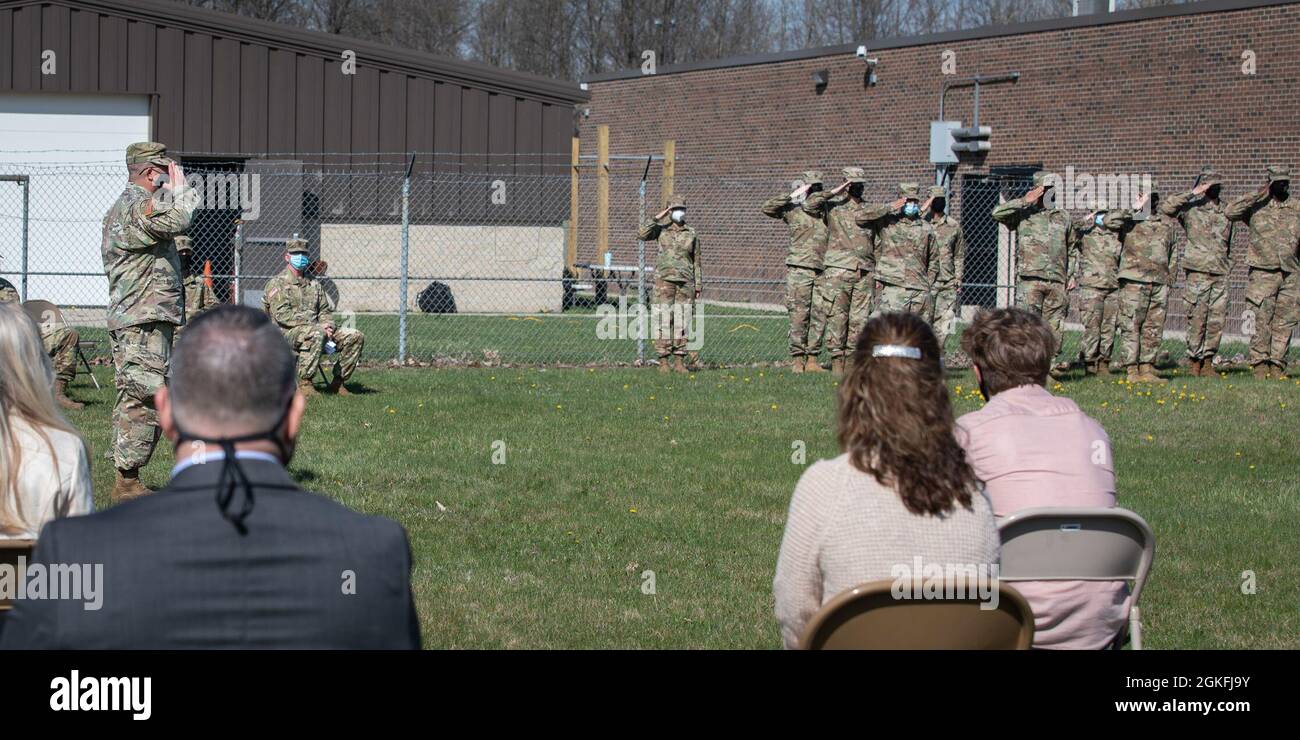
773, 312, 999, 648
0, 302, 93, 539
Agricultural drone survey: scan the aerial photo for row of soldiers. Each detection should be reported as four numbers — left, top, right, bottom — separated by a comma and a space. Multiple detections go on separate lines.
763, 169, 962, 374
757, 165, 1298, 382
101, 142, 364, 502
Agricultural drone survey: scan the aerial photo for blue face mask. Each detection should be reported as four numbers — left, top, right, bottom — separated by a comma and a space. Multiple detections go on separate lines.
1094, 214, 1106, 226
903, 202, 920, 217
289, 254, 310, 270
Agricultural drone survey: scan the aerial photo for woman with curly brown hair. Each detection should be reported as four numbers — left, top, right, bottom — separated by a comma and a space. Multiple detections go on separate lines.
773, 312, 999, 648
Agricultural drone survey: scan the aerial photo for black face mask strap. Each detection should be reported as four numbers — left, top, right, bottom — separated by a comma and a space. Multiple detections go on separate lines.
172, 400, 293, 535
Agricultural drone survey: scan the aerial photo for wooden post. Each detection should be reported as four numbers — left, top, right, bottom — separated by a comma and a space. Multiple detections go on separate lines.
661, 140, 675, 208
568, 137, 580, 271
597, 125, 610, 262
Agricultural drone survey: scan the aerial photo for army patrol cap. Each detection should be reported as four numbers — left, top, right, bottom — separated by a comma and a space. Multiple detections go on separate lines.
285, 237, 309, 254
928, 185, 947, 199
801, 170, 824, 186
1198, 167, 1223, 187
125, 142, 173, 167
174, 235, 193, 252
1031, 171, 1055, 187
1266, 165, 1290, 183
666, 194, 686, 210
898, 183, 921, 199
841, 167, 866, 183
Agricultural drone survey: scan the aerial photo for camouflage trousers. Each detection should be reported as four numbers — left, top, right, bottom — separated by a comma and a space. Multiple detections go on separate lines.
847, 270, 875, 355
928, 284, 960, 352
110, 322, 173, 471
812, 267, 863, 359
1117, 280, 1168, 368
1244, 268, 1299, 368
786, 266, 824, 357
285, 324, 366, 382
1182, 270, 1229, 361
653, 278, 693, 357
1078, 286, 1120, 364
41, 324, 79, 385
873, 282, 929, 317
1016, 277, 1068, 358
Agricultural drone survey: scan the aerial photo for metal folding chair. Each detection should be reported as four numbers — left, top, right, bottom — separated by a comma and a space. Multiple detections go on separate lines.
997, 507, 1155, 649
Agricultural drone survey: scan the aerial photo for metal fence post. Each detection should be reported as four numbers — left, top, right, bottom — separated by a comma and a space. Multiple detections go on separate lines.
637, 163, 648, 364
399, 154, 414, 364
17, 176, 30, 301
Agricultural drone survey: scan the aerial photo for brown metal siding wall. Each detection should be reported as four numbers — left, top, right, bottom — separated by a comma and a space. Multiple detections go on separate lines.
0, 2, 578, 178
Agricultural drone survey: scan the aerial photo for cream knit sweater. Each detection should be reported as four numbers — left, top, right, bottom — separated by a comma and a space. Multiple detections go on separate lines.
773, 453, 1001, 649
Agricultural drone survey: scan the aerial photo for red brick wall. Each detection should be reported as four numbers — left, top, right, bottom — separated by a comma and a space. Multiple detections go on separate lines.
579, 2, 1300, 339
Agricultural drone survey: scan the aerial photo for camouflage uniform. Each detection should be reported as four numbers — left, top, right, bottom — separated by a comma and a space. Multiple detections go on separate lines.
859, 183, 936, 317
102, 143, 198, 472
762, 171, 829, 359
263, 240, 365, 385
2, 278, 81, 391
926, 185, 964, 352
813, 167, 875, 360
175, 236, 218, 338
1115, 197, 1181, 374
991, 172, 1078, 358
1070, 209, 1127, 368
1225, 167, 1300, 372
638, 195, 701, 359
1162, 171, 1234, 366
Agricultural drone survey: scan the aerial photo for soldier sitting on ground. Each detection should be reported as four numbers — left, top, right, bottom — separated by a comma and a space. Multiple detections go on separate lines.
263, 237, 365, 396
2, 268, 83, 410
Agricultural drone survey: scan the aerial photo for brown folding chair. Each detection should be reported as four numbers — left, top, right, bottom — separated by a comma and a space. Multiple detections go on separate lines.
799, 579, 1035, 650
997, 507, 1155, 649
22, 299, 99, 389
0, 539, 36, 612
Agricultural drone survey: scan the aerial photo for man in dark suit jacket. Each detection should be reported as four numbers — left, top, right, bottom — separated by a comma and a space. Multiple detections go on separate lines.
0, 305, 420, 649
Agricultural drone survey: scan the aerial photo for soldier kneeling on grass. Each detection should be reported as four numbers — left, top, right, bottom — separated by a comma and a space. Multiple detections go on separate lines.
262, 237, 364, 396
638, 194, 701, 374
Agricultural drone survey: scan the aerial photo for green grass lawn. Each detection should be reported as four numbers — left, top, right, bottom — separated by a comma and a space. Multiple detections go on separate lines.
66, 363, 1297, 649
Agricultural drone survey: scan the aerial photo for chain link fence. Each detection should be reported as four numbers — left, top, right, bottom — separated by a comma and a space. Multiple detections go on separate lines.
0, 155, 1268, 369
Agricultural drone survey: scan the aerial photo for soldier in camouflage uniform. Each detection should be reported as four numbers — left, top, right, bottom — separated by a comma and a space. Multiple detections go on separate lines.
813, 167, 874, 375
1069, 205, 1127, 376
762, 171, 829, 373
175, 235, 218, 339
1115, 187, 1181, 384
857, 183, 936, 318
263, 238, 366, 395
1162, 169, 1234, 376
1225, 166, 1300, 379
638, 194, 701, 374
0, 275, 83, 408
991, 171, 1078, 371
101, 142, 198, 501
926, 185, 964, 354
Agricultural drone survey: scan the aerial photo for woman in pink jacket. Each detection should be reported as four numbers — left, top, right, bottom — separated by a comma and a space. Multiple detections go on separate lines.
956, 307, 1130, 649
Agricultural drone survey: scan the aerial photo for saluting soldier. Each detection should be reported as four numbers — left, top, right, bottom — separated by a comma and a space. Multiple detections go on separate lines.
856, 183, 936, 318
1115, 187, 1182, 384
1161, 169, 1235, 376
1225, 166, 1300, 379
926, 185, 964, 353
263, 238, 366, 395
991, 171, 1078, 374
1070, 203, 1127, 376
638, 195, 701, 374
815, 167, 874, 374
762, 171, 830, 373
102, 142, 198, 501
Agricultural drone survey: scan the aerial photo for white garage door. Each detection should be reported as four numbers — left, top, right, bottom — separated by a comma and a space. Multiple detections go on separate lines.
0, 93, 152, 306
